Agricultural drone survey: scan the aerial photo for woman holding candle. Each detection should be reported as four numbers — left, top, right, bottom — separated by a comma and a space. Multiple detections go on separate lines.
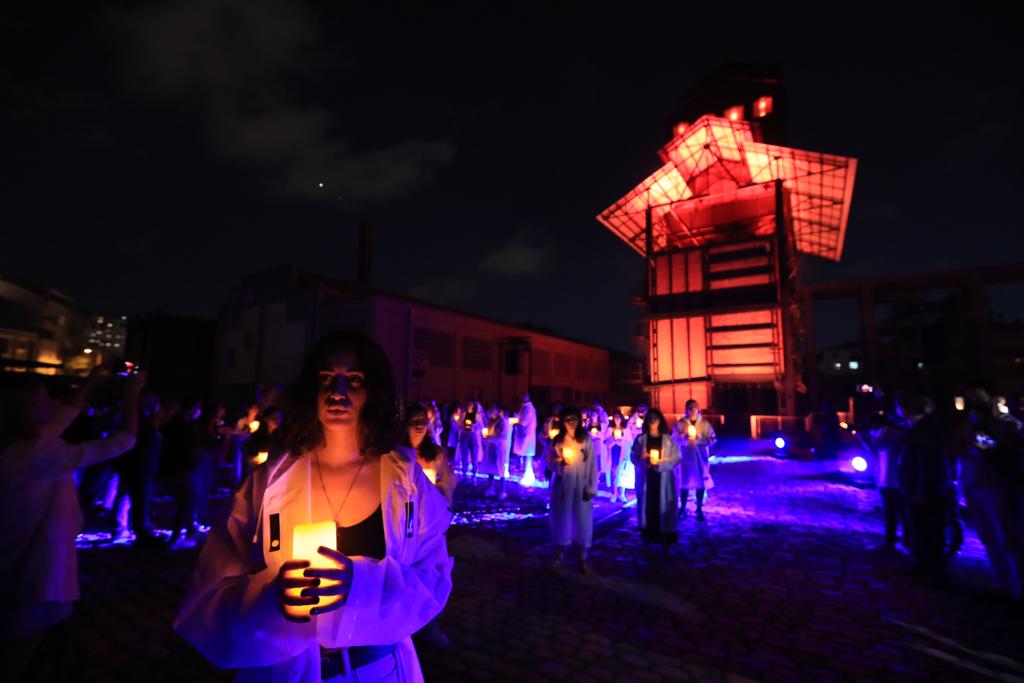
672, 400, 716, 521
458, 396, 485, 479
606, 412, 635, 503
404, 403, 457, 506
175, 332, 453, 683
630, 408, 681, 542
546, 406, 598, 573
480, 403, 509, 498
510, 392, 536, 483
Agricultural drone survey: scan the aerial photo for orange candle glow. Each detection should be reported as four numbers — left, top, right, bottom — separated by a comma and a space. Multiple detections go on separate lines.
548, 428, 559, 439
482, 427, 490, 437
286, 520, 340, 618
248, 420, 260, 433
509, 417, 520, 425
613, 428, 622, 439
687, 424, 697, 440
422, 467, 437, 485
649, 448, 660, 464
590, 426, 598, 436
254, 451, 269, 465
635, 416, 643, 427
562, 447, 575, 465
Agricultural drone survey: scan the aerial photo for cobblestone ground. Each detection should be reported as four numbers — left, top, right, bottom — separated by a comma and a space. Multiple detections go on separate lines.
68, 450, 1024, 682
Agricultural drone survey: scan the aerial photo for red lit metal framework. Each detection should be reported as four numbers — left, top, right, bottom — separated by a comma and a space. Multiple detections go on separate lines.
597, 114, 857, 417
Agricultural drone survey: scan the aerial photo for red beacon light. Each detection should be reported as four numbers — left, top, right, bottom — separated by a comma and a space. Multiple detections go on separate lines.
754, 96, 773, 118
674, 121, 690, 137
724, 105, 744, 122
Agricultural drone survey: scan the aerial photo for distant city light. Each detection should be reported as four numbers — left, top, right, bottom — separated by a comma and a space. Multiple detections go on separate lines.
318, 182, 324, 188
917, 361, 924, 369
848, 361, 859, 370
851, 456, 868, 472
83, 348, 93, 354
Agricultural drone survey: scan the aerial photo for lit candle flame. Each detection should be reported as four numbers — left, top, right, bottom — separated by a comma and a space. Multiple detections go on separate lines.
254, 451, 269, 465
423, 467, 437, 485
548, 428, 559, 439
687, 424, 697, 440
649, 448, 660, 464
482, 427, 490, 437
562, 447, 575, 465
613, 428, 622, 439
590, 427, 598, 436
509, 417, 519, 425
249, 420, 260, 433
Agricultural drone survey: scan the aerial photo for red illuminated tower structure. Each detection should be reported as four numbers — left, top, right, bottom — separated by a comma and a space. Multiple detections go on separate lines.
598, 66, 857, 421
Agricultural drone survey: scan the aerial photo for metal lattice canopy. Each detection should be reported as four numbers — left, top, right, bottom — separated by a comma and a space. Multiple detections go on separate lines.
597, 115, 857, 261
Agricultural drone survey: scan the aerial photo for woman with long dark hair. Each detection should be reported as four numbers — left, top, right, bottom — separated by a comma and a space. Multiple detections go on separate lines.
402, 403, 457, 505
175, 331, 453, 682
546, 406, 598, 573
630, 408, 681, 542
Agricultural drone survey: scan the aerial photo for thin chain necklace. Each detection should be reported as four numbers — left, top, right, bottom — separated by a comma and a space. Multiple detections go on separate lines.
315, 448, 367, 525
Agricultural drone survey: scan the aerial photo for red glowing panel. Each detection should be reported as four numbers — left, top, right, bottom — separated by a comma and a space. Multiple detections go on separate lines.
754, 96, 773, 117
597, 115, 857, 261
708, 274, 772, 290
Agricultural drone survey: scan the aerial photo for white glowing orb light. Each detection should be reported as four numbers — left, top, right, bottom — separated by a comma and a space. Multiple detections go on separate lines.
774, 437, 787, 449
318, 182, 324, 188
851, 456, 868, 473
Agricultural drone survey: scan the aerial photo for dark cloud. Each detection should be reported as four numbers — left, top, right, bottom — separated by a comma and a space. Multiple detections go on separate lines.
102, 0, 453, 204
481, 230, 552, 277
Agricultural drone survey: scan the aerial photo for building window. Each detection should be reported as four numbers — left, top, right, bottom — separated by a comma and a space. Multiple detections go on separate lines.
553, 353, 571, 378
533, 349, 551, 377
461, 337, 494, 371
414, 327, 455, 368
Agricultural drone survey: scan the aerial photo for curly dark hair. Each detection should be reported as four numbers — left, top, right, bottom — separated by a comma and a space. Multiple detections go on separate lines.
282, 331, 400, 458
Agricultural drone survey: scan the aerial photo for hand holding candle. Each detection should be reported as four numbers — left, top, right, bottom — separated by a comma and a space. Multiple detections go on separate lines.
423, 466, 438, 485
254, 451, 269, 465
548, 428, 559, 439
687, 424, 697, 440
282, 521, 346, 621
613, 428, 622, 440
562, 446, 576, 465
649, 448, 661, 465
509, 417, 520, 426
248, 419, 260, 433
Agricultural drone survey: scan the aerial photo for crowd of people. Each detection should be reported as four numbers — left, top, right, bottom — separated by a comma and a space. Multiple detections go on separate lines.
862, 387, 1024, 598
7, 327, 1022, 681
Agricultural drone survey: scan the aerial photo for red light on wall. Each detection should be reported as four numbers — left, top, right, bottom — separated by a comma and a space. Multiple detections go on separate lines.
725, 105, 744, 122
754, 96, 773, 117
674, 121, 689, 137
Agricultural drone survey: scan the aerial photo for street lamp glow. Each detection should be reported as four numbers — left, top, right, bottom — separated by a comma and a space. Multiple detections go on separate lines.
851, 456, 868, 472
774, 437, 786, 449
318, 182, 324, 188
83, 348, 93, 354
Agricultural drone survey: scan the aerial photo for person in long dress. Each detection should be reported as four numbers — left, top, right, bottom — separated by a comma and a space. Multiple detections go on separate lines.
458, 397, 485, 479
605, 412, 635, 503
546, 406, 598, 574
174, 331, 453, 682
587, 407, 611, 490
630, 409, 681, 542
480, 404, 509, 499
671, 399, 716, 521
511, 393, 537, 485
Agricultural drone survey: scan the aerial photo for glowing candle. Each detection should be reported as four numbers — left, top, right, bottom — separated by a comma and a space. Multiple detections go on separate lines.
422, 467, 437, 485
635, 416, 643, 427
649, 448, 660, 464
286, 520, 340, 618
548, 428, 559, 439
954, 396, 965, 411
249, 420, 260, 433
687, 424, 697, 440
482, 427, 490, 437
509, 417, 519, 425
613, 428, 622, 439
254, 451, 269, 465
590, 427, 598, 436
562, 447, 575, 465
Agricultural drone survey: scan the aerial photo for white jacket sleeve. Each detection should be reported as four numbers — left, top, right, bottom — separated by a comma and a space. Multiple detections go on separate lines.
174, 473, 314, 668
658, 439, 682, 472
318, 471, 454, 647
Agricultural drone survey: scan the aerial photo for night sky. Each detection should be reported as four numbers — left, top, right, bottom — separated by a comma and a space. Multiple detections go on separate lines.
3, 3, 1021, 352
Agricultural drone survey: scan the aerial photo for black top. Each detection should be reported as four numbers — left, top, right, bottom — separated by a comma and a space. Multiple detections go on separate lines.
336, 505, 386, 560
